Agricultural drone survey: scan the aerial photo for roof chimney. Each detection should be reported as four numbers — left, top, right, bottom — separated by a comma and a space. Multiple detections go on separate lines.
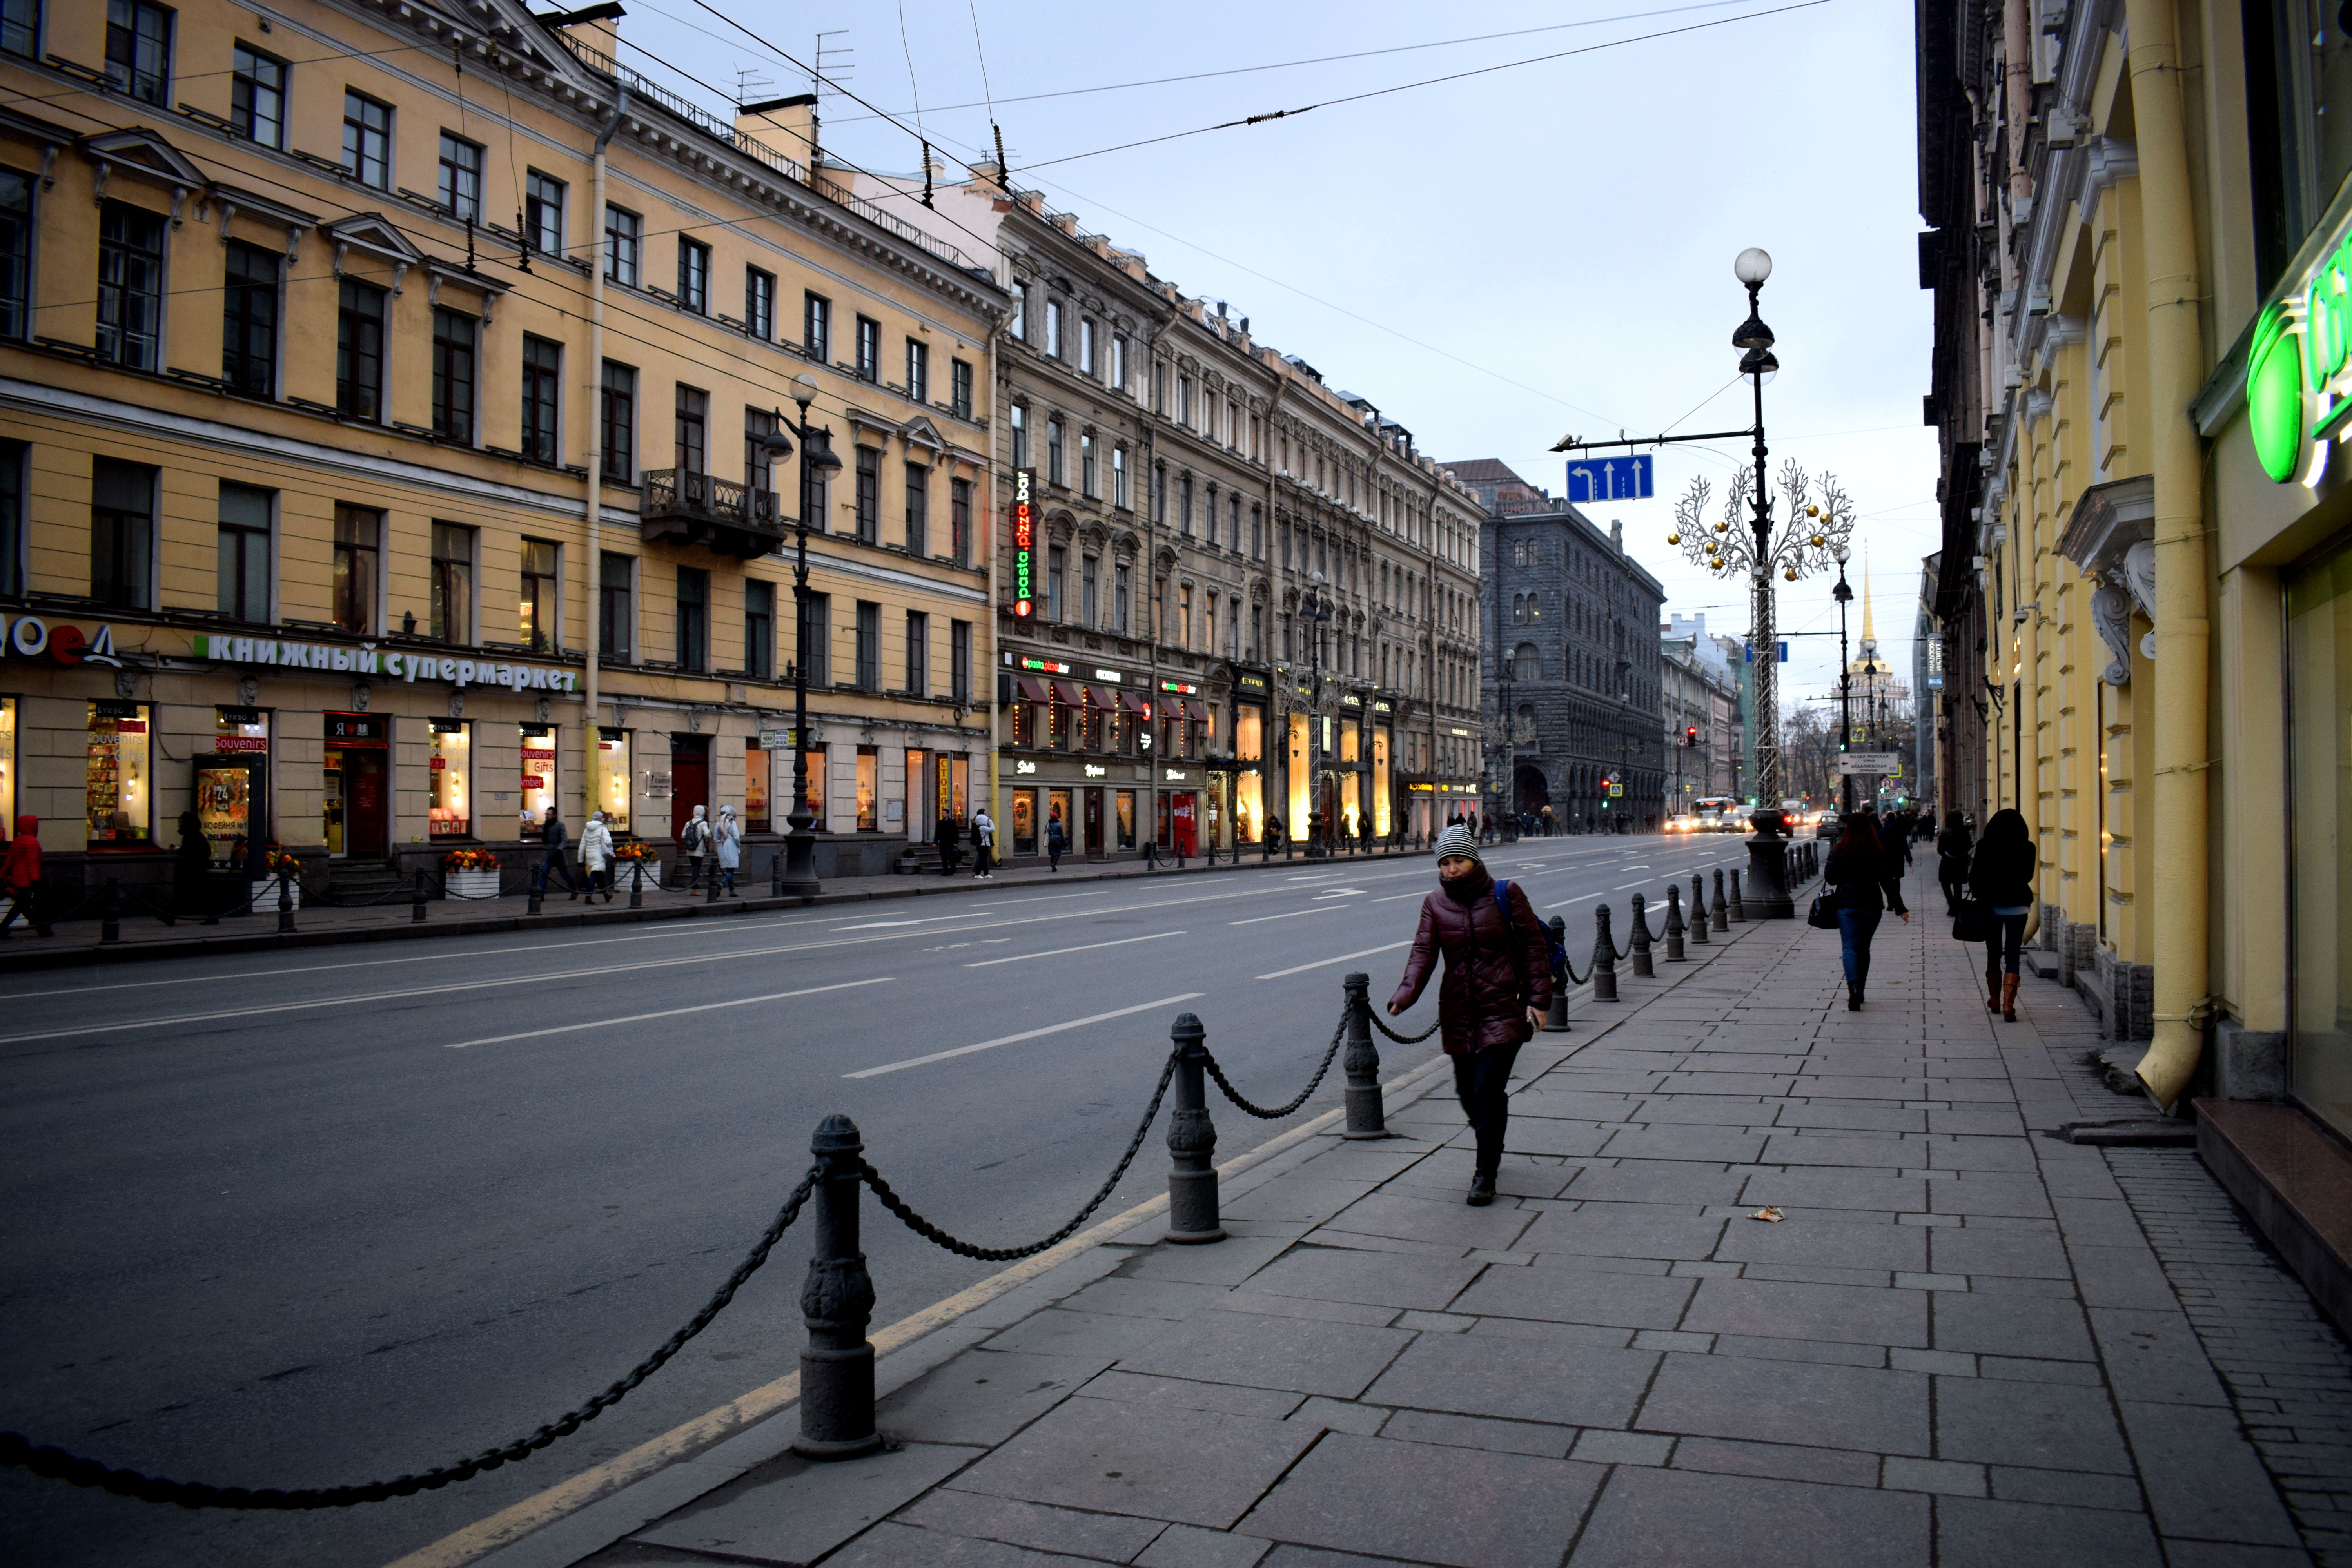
737, 94, 818, 172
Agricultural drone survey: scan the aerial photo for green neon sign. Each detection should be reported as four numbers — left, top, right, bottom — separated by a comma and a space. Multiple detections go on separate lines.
2247, 224, 2352, 485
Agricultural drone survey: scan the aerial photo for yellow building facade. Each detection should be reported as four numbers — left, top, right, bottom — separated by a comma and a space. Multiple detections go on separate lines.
0, 0, 1005, 902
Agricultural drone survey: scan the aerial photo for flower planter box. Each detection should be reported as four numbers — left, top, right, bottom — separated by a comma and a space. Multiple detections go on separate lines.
250, 877, 301, 911
613, 859, 661, 889
445, 868, 501, 900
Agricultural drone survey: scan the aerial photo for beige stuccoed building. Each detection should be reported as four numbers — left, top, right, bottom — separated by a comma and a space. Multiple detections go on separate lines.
0, 0, 1006, 906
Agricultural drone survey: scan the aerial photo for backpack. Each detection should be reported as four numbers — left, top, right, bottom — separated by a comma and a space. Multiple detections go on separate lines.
1493, 879, 1568, 989
682, 819, 707, 854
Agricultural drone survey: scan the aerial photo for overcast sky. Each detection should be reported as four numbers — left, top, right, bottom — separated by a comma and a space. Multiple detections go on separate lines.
609, 0, 1936, 713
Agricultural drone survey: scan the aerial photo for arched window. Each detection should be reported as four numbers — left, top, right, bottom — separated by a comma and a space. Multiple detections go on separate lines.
1512, 642, 1540, 683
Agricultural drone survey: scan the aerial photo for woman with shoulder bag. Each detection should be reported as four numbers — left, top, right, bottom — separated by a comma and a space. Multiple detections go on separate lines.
1824, 811, 1908, 1011
1969, 809, 2037, 1021
1935, 811, 1975, 916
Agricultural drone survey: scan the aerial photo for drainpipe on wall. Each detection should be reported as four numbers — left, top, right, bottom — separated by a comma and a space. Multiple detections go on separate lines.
2122, 0, 2210, 1109
580, 84, 627, 823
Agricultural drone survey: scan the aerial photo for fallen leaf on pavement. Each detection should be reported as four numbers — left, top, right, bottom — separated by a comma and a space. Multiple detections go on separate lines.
1749, 1206, 1784, 1222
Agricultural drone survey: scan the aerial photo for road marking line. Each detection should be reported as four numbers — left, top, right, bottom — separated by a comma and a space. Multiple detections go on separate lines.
844, 993, 1205, 1078
1543, 895, 1599, 909
444, 979, 893, 1048
964, 931, 1185, 967
1370, 892, 1423, 904
1256, 940, 1411, 980
1228, 907, 1340, 926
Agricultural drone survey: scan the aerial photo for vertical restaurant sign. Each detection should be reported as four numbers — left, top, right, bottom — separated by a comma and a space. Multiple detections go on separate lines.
1011, 468, 1036, 619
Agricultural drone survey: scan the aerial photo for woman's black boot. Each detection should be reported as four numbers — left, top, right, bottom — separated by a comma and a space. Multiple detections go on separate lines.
1847, 984, 1863, 1011
1467, 1172, 1496, 1207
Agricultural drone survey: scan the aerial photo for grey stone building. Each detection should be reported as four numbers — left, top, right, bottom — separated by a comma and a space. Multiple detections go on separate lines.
1447, 461, 1666, 832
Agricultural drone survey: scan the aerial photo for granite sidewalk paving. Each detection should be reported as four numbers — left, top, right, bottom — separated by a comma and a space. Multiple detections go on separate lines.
483, 862, 2349, 1568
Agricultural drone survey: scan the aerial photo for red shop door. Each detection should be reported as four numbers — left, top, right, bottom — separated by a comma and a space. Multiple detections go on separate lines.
670, 736, 710, 841
1170, 792, 1198, 856
346, 751, 388, 858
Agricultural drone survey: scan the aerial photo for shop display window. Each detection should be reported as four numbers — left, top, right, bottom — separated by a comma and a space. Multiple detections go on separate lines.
855, 746, 878, 832
1011, 788, 1037, 854
1235, 769, 1263, 844
801, 746, 828, 830
1116, 789, 1136, 849
2289, 541, 2352, 1138
1047, 789, 1072, 849
945, 752, 968, 820
1010, 701, 1035, 748
519, 723, 558, 836
596, 728, 632, 833
86, 700, 151, 848
429, 720, 470, 838
1373, 728, 1392, 836
746, 739, 770, 833
1288, 713, 1311, 830
0, 698, 15, 834
1236, 706, 1263, 762
1047, 700, 1071, 751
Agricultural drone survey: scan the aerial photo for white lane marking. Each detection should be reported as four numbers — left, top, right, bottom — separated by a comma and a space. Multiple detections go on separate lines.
1311, 889, 1366, 900
1612, 881, 1650, 891
1256, 941, 1412, 980
1371, 892, 1423, 904
1544, 895, 1599, 909
1228, 907, 1341, 926
445, 979, 893, 1049
965, 931, 1185, 967
834, 920, 925, 929
846, 993, 1206, 1078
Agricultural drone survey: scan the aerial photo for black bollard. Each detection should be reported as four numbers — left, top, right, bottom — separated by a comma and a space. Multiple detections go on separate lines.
706, 860, 721, 902
101, 877, 122, 944
412, 868, 427, 923
1712, 869, 1729, 931
276, 866, 296, 934
771, 849, 784, 898
1165, 1013, 1225, 1243
1592, 904, 1620, 1002
527, 865, 544, 916
1689, 875, 1710, 945
629, 857, 644, 909
1664, 884, 1686, 960
1261, 835, 1272, 862
794, 1114, 881, 1459
1728, 869, 1746, 922
1341, 972, 1390, 1138
1630, 892, 1655, 976
1544, 918, 1572, 1032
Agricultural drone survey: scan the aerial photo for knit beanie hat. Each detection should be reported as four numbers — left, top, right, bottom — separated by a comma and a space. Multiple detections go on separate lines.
1434, 823, 1484, 867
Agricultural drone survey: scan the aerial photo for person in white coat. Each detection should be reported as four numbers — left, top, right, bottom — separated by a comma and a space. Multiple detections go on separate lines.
579, 811, 616, 903
970, 808, 996, 880
679, 804, 712, 890
715, 804, 742, 895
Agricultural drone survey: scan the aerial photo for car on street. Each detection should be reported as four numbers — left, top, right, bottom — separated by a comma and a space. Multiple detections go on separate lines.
1815, 810, 1841, 838
1666, 813, 1698, 833
1693, 795, 1740, 832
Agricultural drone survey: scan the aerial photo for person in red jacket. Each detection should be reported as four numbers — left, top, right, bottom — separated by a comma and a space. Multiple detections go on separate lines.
0, 814, 52, 937
1387, 823, 1552, 1206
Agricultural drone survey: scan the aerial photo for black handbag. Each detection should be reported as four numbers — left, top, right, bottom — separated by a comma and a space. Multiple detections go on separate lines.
1806, 891, 1840, 930
1953, 900, 1990, 942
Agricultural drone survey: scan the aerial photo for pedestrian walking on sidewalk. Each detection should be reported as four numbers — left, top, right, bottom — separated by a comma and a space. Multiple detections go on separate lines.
970, 807, 996, 879
1046, 810, 1067, 873
714, 804, 742, 895
935, 811, 962, 877
1387, 824, 1552, 1208
0, 813, 51, 938
542, 808, 579, 899
1935, 811, 1975, 915
1824, 811, 1909, 1011
580, 810, 615, 903
1969, 808, 2037, 1021
678, 804, 711, 890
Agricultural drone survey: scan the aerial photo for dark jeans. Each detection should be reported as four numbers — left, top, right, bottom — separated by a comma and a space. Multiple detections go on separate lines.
682, 855, 706, 888
972, 844, 993, 876
1452, 1040, 1523, 1178
1837, 906, 1882, 987
938, 846, 960, 876
543, 849, 575, 892
1987, 912, 2028, 974
0, 882, 46, 934
1941, 876, 1966, 912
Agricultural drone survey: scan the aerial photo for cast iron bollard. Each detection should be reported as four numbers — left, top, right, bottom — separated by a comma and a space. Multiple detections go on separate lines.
527, 866, 544, 916
794, 1114, 881, 1459
1592, 904, 1620, 1003
100, 878, 122, 944
1664, 884, 1686, 960
1261, 835, 1272, 862
276, 866, 296, 934
706, 861, 721, 902
1630, 892, 1655, 976
1165, 1013, 1225, 1243
1688, 875, 1710, 945
771, 850, 784, 897
1544, 918, 1572, 1032
1728, 869, 1746, 922
412, 868, 427, 923
1341, 972, 1389, 1138
1712, 869, 1729, 931
628, 857, 645, 909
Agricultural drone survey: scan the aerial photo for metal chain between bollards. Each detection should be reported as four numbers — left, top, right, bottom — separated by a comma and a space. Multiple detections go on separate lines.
859, 1049, 1182, 1262
1201, 1012, 1347, 1119
0, 1166, 822, 1510
1369, 1010, 1441, 1045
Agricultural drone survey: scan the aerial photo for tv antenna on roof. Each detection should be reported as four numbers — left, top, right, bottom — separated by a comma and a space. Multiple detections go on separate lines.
733, 66, 774, 105
813, 30, 853, 99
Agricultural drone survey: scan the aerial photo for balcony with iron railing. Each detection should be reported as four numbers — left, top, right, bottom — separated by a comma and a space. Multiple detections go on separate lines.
639, 470, 787, 558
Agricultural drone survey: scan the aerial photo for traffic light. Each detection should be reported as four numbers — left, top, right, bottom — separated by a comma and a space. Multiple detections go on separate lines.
1683, 726, 1697, 747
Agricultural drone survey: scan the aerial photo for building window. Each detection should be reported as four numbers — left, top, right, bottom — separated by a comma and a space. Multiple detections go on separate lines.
951, 619, 971, 703
600, 361, 635, 481
1079, 316, 1096, 376
1205, 485, 1217, 546
950, 477, 972, 566
437, 131, 482, 220
431, 307, 476, 442
335, 279, 385, 419
1112, 444, 1129, 509
0, 440, 22, 597
341, 90, 391, 189
1114, 563, 1131, 633
525, 171, 565, 255
854, 446, 879, 542
1047, 417, 1065, 486
430, 521, 474, 642
331, 503, 379, 632
96, 201, 165, 371
216, 481, 270, 622
673, 383, 706, 474
904, 461, 929, 557
1111, 333, 1127, 392
801, 439, 830, 534
1012, 279, 1028, 339
855, 600, 880, 690
604, 204, 640, 285
855, 314, 880, 381
0, 0, 34, 59
428, 720, 469, 838
0, 167, 22, 342
676, 564, 709, 670
1177, 374, 1191, 425
745, 405, 778, 494
1047, 544, 1065, 622
520, 539, 558, 650
1009, 402, 1027, 469
745, 266, 774, 339
521, 335, 561, 462
231, 44, 284, 147
221, 239, 278, 396
676, 236, 709, 312
950, 358, 972, 419
2249, 0, 2352, 288
1250, 504, 1262, 558
594, 730, 631, 833
105, 0, 169, 105
798, 590, 829, 684
905, 608, 927, 694
1082, 554, 1099, 626
804, 291, 830, 360
1045, 298, 1063, 357
1178, 474, 1193, 536
744, 578, 774, 679
599, 551, 633, 660
86, 699, 152, 848
906, 338, 929, 403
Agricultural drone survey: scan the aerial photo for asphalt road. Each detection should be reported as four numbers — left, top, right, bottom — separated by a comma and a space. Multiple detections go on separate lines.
0, 831, 1763, 1568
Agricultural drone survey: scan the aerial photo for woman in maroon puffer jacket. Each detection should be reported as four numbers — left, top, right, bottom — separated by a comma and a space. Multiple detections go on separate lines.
1388, 824, 1552, 1205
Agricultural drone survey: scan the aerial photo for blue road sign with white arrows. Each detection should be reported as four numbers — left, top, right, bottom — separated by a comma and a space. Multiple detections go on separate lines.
1564, 454, 1653, 505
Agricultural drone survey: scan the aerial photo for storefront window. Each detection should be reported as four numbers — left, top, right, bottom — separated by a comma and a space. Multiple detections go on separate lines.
1235, 705, 1263, 843
86, 700, 151, 848
1048, 788, 1072, 849
208, 711, 269, 860
1373, 727, 1392, 837
519, 723, 557, 836
0, 697, 13, 838
802, 746, 828, 830
1011, 788, 1037, 854
944, 752, 968, 820
855, 745, 878, 831
746, 739, 770, 832
2288, 542, 2352, 1138
597, 728, 632, 833
1116, 789, 1136, 848
429, 720, 470, 838
1048, 699, 1071, 751
1288, 712, 1310, 832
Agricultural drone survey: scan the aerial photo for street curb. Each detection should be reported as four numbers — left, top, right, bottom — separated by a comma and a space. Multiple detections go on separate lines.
393, 904, 1781, 1568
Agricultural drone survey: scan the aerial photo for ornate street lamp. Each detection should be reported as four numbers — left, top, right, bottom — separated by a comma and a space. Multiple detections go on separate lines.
1832, 541, 1855, 816
764, 372, 842, 898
